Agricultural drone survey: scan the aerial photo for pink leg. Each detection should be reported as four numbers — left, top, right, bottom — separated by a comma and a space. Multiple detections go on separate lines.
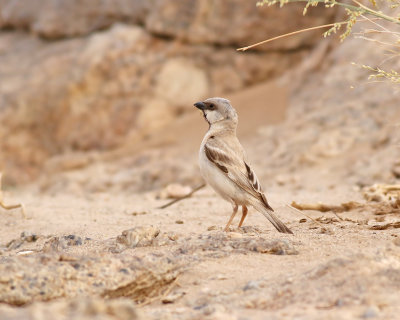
238, 205, 248, 228
224, 203, 239, 232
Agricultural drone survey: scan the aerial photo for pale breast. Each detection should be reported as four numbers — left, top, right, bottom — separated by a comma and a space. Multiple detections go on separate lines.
199, 143, 248, 204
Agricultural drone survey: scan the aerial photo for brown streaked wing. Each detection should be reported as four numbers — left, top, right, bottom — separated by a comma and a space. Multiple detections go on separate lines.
244, 162, 274, 211
204, 143, 230, 174
204, 137, 273, 211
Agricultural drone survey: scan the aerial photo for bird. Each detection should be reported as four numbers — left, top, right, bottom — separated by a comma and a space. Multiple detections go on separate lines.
194, 97, 293, 234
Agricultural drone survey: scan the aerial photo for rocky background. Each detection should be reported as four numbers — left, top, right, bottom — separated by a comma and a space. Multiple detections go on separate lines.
0, 0, 337, 185
1, 1, 400, 320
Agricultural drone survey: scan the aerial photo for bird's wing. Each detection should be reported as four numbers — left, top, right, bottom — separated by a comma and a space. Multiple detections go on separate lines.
204, 136, 273, 211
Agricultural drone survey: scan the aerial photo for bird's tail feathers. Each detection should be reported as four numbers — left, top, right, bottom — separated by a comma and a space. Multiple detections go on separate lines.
253, 202, 293, 234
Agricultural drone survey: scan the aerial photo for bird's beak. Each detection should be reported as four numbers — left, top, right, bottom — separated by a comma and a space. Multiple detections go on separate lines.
194, 101, 206, 110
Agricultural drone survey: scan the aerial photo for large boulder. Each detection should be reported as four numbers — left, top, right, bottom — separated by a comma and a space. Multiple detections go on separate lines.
0, 0, 336, 50
145, 0, 336, 50
0, 0, 151, 39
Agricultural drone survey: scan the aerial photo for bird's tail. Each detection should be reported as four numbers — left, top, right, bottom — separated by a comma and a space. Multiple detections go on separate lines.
253, 202, 293, 234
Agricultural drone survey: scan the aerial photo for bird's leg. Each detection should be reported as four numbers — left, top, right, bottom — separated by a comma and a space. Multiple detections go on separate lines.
224, 203, 238, 232
238, 205, 248, 228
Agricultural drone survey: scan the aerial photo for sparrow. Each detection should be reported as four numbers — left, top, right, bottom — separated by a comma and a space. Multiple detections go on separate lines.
194, 97, 293, 234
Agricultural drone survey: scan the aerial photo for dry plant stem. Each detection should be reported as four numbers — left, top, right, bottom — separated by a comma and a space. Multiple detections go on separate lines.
240, 0, 400, 52
362, 29, 400, 36
379, 185, 400, 192
355, 36, 400, 48
158, 183, 206, 209
359, 14, 397, 37
286, 204, 324, 226
266, 0, 400, 25
351, 0, 400, 25
237, 17, 379, 51
0, 173, 26, 218
370, 221, 400, 230
276, 0, 362, 12
291, 201, 363, 213
0, 202, 26, 218
237, 21, 349, 51
332, 211, 344, 221
136, 277, 179, 307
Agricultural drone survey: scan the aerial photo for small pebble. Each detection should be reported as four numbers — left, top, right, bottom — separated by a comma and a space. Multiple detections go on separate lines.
213, 274, 228, 280
175, 220, 184, 224
16, 250, 35, 256
130, 211, 148, 216
299, 218, 307, 223
243, 280, 260, 291
162, 291, 185, 304
361, 306, 379, 318
228, 232, 242, 239
173, 308, 187, 314
160, 184, 192, 199
21, 232, 38, 242
168, 233, 179, 241
319, 227, 334, 235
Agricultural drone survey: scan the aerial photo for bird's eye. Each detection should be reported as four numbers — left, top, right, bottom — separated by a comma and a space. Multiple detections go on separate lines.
209, 104, 215, 110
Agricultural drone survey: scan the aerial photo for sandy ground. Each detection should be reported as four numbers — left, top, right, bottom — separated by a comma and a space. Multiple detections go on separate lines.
1, 170, 400, 319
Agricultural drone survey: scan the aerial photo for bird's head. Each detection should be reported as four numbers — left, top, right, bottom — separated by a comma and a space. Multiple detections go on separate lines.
194, 97, 238, 127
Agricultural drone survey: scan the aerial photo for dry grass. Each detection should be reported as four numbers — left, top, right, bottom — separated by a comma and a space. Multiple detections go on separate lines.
241, 0, 400, 85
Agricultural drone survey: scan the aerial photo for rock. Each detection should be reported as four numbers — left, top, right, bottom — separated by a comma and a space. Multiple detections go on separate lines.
319, 227, 334, 235
0, 1, 338, 185
0, 297, 139, 320
0, 252, 181, 305
228, 232, 243, 239
63, 235, 83, 246
243, 280, 260, 291
42, 235, 86, 252
145, 0, 336, 51
116, 226, 160, 249
6, 232, 39, 250
136, 98, 176, 133
0, 0, 150, 39
0, 24, 149, 183
152, 232, 181, 246
361, 306, 379, 319
161, 291, 185, 304
155, 58, 209, 108
240, 226, 261, 234
246, 239, 298, 255
0, 0, 337, 50
201, 304, 228, 317
159, 183, 192, 199
178, 232, 298, 256
167, 233, 179, 241
0, 24, 306, 185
